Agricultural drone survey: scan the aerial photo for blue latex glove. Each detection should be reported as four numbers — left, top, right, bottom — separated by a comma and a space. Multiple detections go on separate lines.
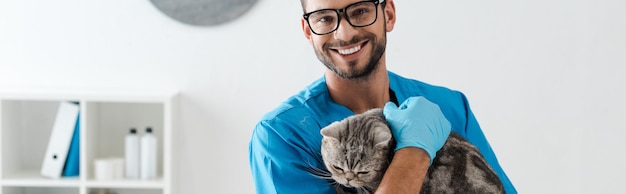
383, 96, 452, 164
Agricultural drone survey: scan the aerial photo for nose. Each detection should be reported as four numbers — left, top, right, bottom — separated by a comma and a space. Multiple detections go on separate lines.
333, 17, 359, 41
345, 172, 355, 181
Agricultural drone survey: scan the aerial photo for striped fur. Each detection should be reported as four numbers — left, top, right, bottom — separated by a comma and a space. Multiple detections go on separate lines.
319, 108, 504, 194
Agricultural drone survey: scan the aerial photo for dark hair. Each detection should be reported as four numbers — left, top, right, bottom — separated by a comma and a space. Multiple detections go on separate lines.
300, 0, 387, 13
300, 0, 307, 12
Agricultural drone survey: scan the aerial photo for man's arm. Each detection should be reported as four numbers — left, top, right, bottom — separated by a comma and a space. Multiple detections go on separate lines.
250, 120, 337, 194
375, 147, 430, 194
381, 97, 452, 193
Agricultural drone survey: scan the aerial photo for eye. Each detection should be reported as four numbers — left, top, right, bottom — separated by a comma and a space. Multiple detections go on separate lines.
332, 165, 344, 172
357, 171, 370, 175
318, 16, 335, 23
308, 10, 336, 25
350, 8, 369, 17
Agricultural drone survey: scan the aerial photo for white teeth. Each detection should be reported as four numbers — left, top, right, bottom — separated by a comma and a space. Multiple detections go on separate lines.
338, 45, 361, 55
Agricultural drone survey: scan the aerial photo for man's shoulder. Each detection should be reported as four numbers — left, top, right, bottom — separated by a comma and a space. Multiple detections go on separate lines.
258, 77, 327, 124
252, 77, 332, 149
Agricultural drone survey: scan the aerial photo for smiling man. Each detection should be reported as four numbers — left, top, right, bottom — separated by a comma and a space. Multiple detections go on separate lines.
249, 0, 516, 193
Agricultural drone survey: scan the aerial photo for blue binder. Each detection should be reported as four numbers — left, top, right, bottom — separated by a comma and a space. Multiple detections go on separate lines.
62, 113, 80, 176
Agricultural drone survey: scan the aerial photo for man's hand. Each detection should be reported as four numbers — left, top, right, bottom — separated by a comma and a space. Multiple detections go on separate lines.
383, 96, 452, 164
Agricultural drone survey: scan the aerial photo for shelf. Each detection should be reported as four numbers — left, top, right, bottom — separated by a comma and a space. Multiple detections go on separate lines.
0, 88, 177, 103
87, 188, 161, 194
3, 187, 79, 194
0, 91, 175, 194
0, 170, 162, 189
1, 171, 80, 187
85, 178, 164, 189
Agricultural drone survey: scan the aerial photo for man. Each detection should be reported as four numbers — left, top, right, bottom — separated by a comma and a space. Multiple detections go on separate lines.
249, 0, 516, 193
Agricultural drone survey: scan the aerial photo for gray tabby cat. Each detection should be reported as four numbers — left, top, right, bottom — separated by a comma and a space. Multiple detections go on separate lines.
319, 108, 504, 194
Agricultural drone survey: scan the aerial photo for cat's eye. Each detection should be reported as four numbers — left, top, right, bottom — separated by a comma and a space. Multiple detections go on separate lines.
332, 165, 344, 171
357, 171, 369, 175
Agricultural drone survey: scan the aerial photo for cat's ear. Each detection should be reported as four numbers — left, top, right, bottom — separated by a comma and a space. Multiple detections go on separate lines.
321, 122, 342, 146
372, 123, 392, 149
320, 121, 342, 139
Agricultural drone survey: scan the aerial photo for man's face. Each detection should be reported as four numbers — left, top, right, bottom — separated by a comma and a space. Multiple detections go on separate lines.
302, 0, 393, 80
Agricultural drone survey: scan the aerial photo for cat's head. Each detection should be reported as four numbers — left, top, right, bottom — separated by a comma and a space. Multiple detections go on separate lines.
320, 108, 393, 189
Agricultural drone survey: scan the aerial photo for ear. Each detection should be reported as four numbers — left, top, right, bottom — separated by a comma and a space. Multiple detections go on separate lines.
372, 123, 392, 149
301, 17, 313, 44
383, 0, 397, 32
320, 121, 342, 139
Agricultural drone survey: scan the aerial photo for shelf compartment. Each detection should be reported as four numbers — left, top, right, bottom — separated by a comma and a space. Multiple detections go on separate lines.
87, 188, 161, 194
3, 186, 79, 194
84, 102, 165, 181
0, 99, 80, 180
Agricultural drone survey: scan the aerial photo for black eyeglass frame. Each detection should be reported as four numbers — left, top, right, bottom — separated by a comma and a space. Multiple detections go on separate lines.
302, 0, 386, 35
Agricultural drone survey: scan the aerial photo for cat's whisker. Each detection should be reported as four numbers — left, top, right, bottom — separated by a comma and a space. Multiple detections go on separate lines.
361, 185, 376, 194
355, 186, 373, 194
302, 164, 333, 180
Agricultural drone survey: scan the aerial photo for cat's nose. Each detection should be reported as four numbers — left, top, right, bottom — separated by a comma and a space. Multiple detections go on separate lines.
345, 172, 355, 181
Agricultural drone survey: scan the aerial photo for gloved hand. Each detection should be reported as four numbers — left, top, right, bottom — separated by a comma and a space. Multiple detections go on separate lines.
383, 96, 452, 164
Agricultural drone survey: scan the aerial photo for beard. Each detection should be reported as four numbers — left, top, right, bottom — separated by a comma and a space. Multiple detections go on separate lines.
313, 31, 387, 81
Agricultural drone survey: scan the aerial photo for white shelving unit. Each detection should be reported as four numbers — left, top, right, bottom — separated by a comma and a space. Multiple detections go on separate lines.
0, 90, 177, 194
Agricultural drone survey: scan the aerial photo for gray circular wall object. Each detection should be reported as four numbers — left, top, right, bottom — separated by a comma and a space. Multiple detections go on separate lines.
150, 0, 258, 26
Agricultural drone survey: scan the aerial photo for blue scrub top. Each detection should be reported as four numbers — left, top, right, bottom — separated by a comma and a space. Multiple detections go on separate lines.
249, 71, 517, 194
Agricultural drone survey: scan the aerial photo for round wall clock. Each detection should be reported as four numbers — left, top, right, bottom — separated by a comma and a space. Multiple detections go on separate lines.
150, 0, 258, 26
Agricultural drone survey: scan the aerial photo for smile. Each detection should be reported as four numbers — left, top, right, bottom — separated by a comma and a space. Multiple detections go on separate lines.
338, 45, 361, 55
331, 40, 368, 56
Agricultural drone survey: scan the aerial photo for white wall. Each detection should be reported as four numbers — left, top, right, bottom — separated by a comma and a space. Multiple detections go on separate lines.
1, 0, 625, 193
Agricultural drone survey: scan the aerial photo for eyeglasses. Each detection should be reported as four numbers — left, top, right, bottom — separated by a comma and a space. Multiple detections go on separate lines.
303, 0, 386, 35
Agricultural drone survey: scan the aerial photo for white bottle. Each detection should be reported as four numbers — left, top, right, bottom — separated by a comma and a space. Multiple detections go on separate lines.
140, 127, 157, 180
124, 128, 139, 179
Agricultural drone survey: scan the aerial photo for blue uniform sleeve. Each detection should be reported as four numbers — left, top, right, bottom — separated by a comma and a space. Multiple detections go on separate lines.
458, 93, 517, 194
249, 119, 336, 194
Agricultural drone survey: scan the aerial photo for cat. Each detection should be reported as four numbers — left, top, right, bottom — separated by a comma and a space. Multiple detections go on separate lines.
318, 108, 504, 194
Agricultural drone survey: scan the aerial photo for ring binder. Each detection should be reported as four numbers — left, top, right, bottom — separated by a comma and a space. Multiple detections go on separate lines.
40, 101, 80, 179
